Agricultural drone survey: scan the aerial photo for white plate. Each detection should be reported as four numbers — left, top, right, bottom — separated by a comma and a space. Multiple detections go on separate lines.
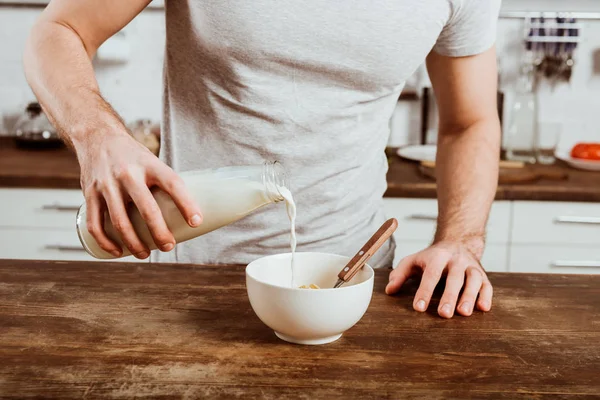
555, 149, 600, 171
397, 144, 437, 162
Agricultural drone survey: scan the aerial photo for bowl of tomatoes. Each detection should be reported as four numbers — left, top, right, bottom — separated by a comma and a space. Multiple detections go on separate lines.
571, 143, 600, 161
556, 143, 600, 171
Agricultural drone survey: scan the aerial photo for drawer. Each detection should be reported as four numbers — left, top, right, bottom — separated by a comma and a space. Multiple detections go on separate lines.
0, 228, 136, 262
510, 245, 600, 274
0, 188, 83, 228
512, 201, 600, 245
383, 199, 511, 244
392, 240, 508, 273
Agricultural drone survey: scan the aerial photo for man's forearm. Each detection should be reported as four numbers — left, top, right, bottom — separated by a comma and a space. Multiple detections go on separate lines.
23, 20, 125, 149
433, 118, 501, 259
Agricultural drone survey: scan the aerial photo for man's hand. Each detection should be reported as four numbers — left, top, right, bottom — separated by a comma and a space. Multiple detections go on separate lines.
77, 128, 202, 259
385, 241, 492, 318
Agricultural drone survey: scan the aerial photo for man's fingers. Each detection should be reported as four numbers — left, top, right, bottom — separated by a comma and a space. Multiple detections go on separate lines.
386, 254, 416, 295
438, 262, 466, 319
477, 280, 493, 312
85, 191, 122, 257
457, 267, 484, 317
413, 256, 448, 312
127, 183, 175, 252
104, 186, 149, 259
153, 167, 202, 228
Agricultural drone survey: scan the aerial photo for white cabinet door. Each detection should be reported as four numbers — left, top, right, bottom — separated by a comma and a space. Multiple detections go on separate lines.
0, 188, 141, 263
392, 240, 508, 272
383, 199, 512, 244
510, 245, 600, 274
0, 228, 137, 262
512, 201, 600, 245
383, 199, 438, 241
0, 188, 83, 228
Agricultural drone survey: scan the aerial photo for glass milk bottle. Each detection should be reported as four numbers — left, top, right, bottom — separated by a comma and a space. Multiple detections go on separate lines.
76, 161, 287, 259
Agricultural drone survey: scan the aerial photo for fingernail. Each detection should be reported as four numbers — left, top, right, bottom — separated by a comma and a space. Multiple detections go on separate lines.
189, 214, 202, 227
136, 251, 149, 259
441, 303, 452, 315
161, 243, 174, 252
415, 299, 426, 311
460, 302, 471, 313
111, 250, 122, 257
385, 280, 394, 294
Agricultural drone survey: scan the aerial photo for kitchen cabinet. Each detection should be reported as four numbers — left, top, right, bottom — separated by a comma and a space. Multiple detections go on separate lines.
1, 188, 83, 228
509, 200, 600, 274
0, 188, 135, 262
1, 188, 598, 272
512, 201, 600, 245
383, 198, 600, 274
383, 199, 511, 272
0, 228, 95, 261
510, 245, 600, 274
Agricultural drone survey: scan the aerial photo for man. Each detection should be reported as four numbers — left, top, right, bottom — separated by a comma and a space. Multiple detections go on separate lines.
24, 0, 501, 319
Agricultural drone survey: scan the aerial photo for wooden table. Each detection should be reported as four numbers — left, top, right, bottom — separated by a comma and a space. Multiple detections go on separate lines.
1, 260, 599, 398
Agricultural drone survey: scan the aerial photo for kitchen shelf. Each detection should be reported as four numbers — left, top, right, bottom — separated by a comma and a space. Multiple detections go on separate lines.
0, 0, 164, 8
500, 11, 600, 20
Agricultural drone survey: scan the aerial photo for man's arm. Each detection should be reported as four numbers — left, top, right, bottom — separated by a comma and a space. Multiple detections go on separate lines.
24, 0, 149, 148
386, 47, 500, 318
430, 47, 500, 257
24, 0, 202, 259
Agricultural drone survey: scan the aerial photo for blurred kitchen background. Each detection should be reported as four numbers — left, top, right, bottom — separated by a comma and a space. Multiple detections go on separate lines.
0, 0, 599, 274
1, 0, 599, 150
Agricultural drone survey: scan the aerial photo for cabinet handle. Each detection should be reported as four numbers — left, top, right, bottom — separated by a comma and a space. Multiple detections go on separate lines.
406, 214, 437, 221
551, 260, 600, 269
554, 216, 600, 225
42, 204, 81, 212
45, 245, 86, 252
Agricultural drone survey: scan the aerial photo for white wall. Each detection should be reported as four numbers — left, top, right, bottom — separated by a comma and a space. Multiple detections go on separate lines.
497, 17, 600, 148
1, 0, 599, 148
0, 6, 165, 131
389, 0, 600, 148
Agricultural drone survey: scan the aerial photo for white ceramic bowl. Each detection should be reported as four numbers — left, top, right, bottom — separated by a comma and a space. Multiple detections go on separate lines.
246, 252, 374, 345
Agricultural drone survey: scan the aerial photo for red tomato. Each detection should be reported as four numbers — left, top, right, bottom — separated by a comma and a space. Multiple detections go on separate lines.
571, 143, 600, 160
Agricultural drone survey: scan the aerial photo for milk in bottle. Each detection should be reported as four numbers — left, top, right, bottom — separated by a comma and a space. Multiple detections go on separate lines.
76, 161, 289, 259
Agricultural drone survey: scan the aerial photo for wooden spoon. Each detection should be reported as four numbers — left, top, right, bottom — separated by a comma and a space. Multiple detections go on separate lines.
333, 218, 398, 288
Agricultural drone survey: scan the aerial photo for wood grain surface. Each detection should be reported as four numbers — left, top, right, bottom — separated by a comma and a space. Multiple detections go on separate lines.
2, 137, 600, 202
385, 149, 600, 202
418, 164, 569, 185
1, 259, 599, 399
0, 137, 81, 189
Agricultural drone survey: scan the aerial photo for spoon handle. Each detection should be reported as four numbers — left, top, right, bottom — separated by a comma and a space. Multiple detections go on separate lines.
337, 218, 398, 284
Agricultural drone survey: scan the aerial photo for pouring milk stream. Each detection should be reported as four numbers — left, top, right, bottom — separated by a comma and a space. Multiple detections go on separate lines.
278, 187, 297, 287
76, 161, 299, 287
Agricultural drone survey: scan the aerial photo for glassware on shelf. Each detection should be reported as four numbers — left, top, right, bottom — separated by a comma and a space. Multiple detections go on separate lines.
535, 122, 561, 164
505, 61, 537, 164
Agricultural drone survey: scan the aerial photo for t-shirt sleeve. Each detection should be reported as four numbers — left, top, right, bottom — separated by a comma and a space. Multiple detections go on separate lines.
433, 0, 502, 57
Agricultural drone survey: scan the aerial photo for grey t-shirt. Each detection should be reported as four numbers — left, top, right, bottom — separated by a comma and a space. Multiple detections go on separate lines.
154, 0, 501, 268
